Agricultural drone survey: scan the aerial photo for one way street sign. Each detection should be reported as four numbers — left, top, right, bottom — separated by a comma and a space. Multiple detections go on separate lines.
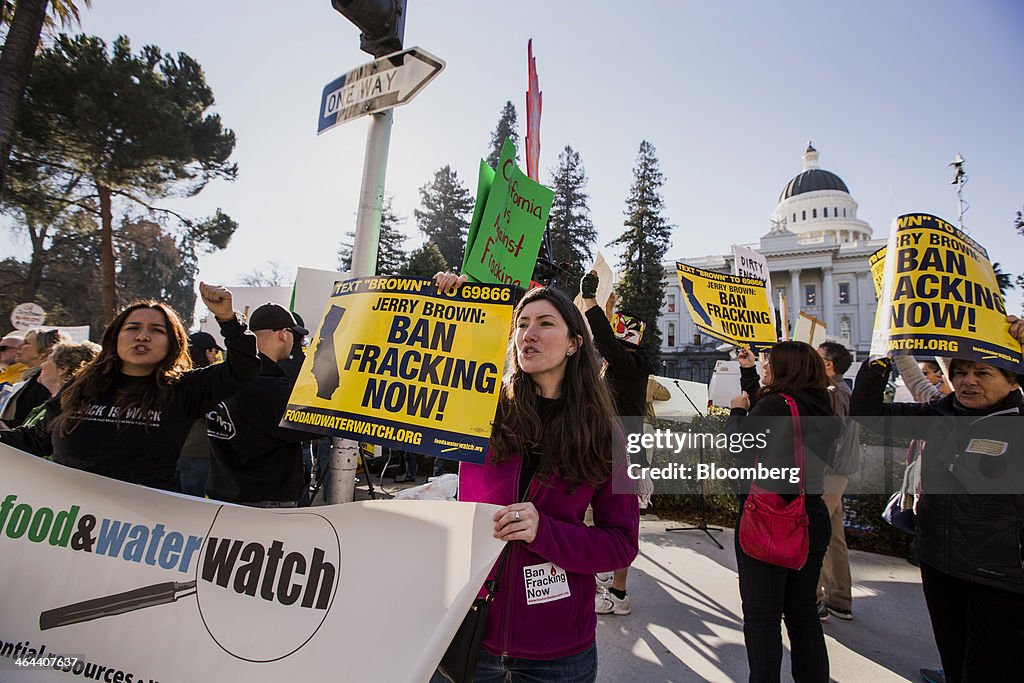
317, 47, 445, 135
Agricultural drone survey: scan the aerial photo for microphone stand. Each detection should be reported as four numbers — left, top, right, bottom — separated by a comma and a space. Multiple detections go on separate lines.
666, 380, 724, 550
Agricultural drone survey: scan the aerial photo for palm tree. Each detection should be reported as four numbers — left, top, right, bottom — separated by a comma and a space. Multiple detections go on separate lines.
992, 262, 1013, 297
0, 0, 90, 196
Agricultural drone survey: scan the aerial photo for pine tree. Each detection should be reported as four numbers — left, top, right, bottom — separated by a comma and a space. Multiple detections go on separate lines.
0, 0, 92, 196
400, 241, 449, 277
485, 100, 520, 169
414, 166, 473, 270
337, 195, 407, 275
547, 145, 596, 296
14, 34, 238, 322
609, 140, 673, 364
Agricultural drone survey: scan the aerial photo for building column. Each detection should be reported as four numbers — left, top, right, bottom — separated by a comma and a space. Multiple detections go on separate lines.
856, 271, 870, 349
789, 268, 801, 324
822, 266, 834, 332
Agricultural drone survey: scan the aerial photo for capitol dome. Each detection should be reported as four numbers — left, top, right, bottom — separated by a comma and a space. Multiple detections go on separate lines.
770, 143, 871, 243
779, 167, 848, 201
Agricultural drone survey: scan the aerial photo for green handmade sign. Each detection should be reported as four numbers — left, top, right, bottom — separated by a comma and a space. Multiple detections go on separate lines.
463, 139, 553, 287
462, 159, 495, 273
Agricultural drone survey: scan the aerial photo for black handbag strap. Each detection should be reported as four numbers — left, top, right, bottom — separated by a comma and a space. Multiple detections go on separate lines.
482, 544, 512, 604
750, 393, 806, 494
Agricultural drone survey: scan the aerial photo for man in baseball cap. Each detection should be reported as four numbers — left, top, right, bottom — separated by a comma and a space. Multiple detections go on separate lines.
206, 303, 311, 506
247, 303, 309, 337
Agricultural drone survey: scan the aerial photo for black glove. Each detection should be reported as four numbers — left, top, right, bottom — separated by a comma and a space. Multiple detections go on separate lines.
580, 271, 599, 299
867, 356, 893, 378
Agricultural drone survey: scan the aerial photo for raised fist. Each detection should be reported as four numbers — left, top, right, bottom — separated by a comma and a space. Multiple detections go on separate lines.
580, 271, 599, 299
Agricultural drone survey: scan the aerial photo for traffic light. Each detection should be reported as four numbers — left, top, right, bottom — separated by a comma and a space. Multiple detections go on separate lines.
331, 0, 407, 57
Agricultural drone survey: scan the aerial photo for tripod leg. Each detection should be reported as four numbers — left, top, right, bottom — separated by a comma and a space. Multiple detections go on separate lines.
665, 443, 724, 549
361, 455, 377, 500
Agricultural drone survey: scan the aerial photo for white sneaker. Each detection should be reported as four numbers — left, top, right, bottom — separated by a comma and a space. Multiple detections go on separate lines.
596, 572, 613, 588
595, 591, 631, 615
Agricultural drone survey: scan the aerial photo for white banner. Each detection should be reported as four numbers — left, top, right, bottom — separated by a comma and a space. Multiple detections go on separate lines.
648, 375, 708, 420
0, 444, 503, 682
292, 266, 349, 333
732, 244, 775, 326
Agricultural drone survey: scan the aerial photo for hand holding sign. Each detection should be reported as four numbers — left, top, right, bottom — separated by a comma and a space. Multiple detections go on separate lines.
1008, 315, 1024, 346
494, 502, 539, 543
434, 271, 468, 295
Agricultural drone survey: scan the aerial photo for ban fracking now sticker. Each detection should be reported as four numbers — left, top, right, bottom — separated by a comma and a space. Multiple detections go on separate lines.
523, 562, 570, 605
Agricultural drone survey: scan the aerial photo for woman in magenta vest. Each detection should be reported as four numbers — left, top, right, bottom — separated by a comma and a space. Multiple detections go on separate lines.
451, 280, 639, 682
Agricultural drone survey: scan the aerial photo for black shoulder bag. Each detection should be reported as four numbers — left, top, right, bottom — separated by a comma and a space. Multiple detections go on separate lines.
438, 544, 511, 683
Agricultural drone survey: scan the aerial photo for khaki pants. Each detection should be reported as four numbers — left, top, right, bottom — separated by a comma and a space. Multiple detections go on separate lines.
818, 474, 852, 611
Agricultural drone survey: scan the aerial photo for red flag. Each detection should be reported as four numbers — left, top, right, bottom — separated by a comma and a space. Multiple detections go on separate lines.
526, 40, 542, 182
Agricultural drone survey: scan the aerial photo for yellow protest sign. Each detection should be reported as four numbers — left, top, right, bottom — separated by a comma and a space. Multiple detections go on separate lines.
869, 245, 886, 297
676, 262, 777, 348
867, 245, 888, 344
871, 213, 1023, 371
283, 277, 516, 463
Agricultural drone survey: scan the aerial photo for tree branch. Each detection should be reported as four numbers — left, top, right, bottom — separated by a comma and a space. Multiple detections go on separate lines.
114, 190, 193, 227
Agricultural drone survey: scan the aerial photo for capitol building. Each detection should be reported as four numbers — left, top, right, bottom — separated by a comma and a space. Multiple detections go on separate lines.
659, 143, 885, 381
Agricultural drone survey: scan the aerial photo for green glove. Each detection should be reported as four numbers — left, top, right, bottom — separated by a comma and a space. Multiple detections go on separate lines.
580, 271, 599, 299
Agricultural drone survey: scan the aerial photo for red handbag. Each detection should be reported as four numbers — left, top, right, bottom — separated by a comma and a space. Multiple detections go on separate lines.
738, 393, 810, 570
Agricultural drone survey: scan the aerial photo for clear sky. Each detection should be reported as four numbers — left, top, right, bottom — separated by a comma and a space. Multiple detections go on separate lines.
5, 0, 1023, 314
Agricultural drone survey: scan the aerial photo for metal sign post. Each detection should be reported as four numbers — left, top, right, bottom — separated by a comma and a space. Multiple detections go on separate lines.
324, 106, 394, 505
318, 10, 444, 502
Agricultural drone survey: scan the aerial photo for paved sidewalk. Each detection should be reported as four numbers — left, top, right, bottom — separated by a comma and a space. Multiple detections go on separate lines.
348, 478, 937, 682
595, 517, 938, 682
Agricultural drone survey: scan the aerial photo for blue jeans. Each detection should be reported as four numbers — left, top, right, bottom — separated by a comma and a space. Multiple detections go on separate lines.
472, 643, 597, 683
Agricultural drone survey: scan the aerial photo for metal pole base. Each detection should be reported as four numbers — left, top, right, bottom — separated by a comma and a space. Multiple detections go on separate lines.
326, 438, 359, 504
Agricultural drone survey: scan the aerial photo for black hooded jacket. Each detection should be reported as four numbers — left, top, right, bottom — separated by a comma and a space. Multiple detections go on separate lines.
206, 353, 309, 503
726, 365, 840, 498
585, 306, 654, 418
851, 360, 1024, 595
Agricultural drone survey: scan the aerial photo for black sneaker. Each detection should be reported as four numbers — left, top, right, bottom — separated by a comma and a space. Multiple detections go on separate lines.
817, 600, 829, 622
826, 604, 853, 620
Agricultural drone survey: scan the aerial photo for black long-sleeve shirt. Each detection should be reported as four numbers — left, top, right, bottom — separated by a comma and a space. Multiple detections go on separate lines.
585, 305, 654, 418
206, 353, 311, 503
1, 316, 259, 491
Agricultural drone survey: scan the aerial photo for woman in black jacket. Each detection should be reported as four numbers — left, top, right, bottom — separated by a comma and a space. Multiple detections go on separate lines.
1, 283, 259, 491
726, 341, 839, 683
851, 353, 1024, 683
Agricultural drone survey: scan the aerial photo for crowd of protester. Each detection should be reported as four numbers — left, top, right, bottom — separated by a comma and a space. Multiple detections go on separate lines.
1, 272, 1023, 683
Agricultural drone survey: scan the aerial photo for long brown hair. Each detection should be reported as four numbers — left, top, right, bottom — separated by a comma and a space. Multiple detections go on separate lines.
489, 287, 618, 489
760, 340, 830, 400
53, 301, 191, 435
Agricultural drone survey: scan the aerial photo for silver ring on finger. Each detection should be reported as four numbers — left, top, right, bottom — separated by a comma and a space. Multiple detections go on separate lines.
514, 510, 521, 521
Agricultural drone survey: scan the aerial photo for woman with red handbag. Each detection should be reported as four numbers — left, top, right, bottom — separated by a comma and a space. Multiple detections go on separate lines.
727, 341, 840, 683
